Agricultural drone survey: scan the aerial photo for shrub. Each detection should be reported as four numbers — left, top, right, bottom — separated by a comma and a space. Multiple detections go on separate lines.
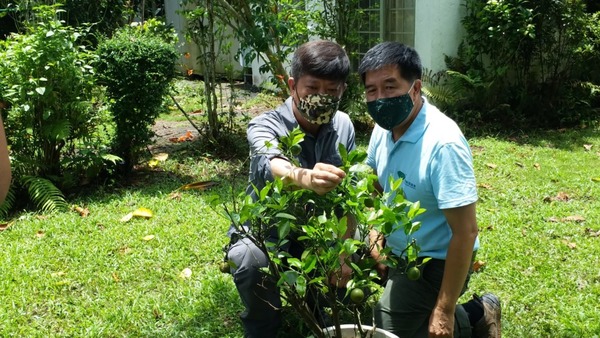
0, 7, 115, 215
439, 0, 600, 131
95, 26, 178, 174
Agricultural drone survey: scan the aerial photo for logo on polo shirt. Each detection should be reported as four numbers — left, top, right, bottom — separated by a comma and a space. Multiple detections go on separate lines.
397, 170, 416, 190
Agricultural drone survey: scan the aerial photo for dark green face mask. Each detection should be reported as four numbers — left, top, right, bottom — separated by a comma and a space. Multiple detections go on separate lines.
366, 82, 415, 130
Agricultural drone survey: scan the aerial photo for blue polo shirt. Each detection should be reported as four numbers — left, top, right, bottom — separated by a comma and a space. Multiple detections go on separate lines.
366, 98, 479, 259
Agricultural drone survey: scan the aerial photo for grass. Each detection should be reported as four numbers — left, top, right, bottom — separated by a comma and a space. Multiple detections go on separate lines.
1, 109, 599, 337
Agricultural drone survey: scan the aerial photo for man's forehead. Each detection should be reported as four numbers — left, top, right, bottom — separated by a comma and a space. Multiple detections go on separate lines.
299, 75, 343, 87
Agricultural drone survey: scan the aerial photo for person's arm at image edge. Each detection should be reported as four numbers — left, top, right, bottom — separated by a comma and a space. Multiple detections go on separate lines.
429, 203, 478, 336
0, 115, 12, 204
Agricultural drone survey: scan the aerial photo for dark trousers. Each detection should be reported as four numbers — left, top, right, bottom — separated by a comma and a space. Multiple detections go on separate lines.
374, 258, 473, 338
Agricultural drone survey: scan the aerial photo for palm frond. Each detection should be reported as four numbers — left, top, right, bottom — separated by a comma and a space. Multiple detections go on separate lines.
22, 176, 68, 213
40, 119, 72, 141
0, 186, 16, 219
422, 84, 458, 107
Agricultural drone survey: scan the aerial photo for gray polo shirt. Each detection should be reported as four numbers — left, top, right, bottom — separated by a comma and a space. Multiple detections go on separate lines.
246, 97, 356, 196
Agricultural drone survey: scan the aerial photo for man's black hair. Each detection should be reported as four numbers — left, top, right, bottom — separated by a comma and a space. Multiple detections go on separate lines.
291, 40, 350, 83
357, 41, 422, 83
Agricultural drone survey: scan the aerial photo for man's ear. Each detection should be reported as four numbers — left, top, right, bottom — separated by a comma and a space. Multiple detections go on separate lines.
287, 77, 296, 93
340, 82, 348, 96
412, 79, 422, 97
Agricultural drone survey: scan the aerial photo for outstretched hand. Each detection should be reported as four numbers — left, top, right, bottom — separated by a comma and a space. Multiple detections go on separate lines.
308, 162, 346, 195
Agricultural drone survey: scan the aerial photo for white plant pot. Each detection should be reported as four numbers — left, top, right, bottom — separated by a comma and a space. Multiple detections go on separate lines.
322, 324, 399, 338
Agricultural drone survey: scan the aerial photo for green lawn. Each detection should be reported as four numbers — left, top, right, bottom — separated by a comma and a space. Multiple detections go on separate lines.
1, 125, 599, 337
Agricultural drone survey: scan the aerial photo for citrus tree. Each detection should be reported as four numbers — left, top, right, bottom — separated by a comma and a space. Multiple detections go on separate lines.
212, 128, 428, 338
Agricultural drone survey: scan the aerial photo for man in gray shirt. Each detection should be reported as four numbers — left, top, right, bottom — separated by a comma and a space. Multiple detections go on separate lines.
226, 40, 355, 338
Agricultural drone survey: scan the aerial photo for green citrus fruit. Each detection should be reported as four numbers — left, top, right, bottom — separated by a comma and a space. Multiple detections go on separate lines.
350, 288, 365, 304
363, 197, 375, 208
219, 261, 231, 274
290, 144, 302, 156
407, 266, 420, 281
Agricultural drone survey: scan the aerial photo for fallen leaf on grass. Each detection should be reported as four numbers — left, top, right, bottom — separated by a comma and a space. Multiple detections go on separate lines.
148, 153, 169, 168
112, 272, 121, 283
583, 144, 593, 151
169, 131, 194, 143
142, 235, 155, 241
118, 246, 132, 255
0, 221, 14, 231
121, 208, 153, 222
472, 260, 486, 272
562, 239, 577, 249
168, 191, 182, 201
51, 271, 66, 277
120, 212, 133, 222
477, 183, 493, 190
36, 230, 45, 238
72, 205, 90, 217
153, 308, 163, 320
533, 163, 541, 170
543, 192, 571, 203
177, 181, 219, 191
132, 208, 153, 218
547, 215, 585, 223
584, 228, 600, 237
179, 268, 192, 279
485, 163, 497, 169
562, 215, 585, 223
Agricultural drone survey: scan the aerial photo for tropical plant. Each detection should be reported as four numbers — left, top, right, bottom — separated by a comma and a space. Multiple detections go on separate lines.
443, 0, 600, 130
0, 6, 115, 215
211, 128, 426, 337
95, 25, 178, 174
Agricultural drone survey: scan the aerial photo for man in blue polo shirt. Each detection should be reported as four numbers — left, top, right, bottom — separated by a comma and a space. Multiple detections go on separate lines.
359, 42, 501, 337
226, 40, 355, 338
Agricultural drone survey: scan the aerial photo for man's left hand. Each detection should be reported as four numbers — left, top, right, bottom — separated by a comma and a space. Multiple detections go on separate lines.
428, 307, 454, 337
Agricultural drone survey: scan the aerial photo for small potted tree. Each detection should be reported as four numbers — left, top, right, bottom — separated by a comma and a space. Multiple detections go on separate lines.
213, 128, 427, 338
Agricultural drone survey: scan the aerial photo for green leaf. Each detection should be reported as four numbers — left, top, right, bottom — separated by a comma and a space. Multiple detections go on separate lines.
276, 213, 296, 221
277, 221, 291, 239
338, 143, 348, 166
337, 216, 348, 238
22, 176, 68, 213
295, 275, 307, 297
301, 254, 317, 273
287, 258, 302, 269
282, 270, 299, 286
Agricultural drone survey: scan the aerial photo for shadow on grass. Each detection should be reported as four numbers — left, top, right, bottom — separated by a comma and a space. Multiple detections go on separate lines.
70, 130, 250, 206
173, 274, 245, 337
466, 125, 599, 151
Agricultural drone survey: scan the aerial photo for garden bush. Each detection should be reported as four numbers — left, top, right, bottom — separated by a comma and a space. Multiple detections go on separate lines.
431, 0, 600, 131
0, 7, 116, 215
95, 25, 178, 174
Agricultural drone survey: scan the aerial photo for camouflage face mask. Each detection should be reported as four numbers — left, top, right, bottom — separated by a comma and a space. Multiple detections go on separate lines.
294, 93, 340, 125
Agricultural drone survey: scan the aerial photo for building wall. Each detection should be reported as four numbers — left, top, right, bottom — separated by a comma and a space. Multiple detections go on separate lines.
415, 0, 465, 74
164, 0, 243, 78
164, 0, 466, 85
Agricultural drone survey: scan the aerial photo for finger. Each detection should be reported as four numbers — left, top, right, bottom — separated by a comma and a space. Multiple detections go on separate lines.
315, 163, 346, 178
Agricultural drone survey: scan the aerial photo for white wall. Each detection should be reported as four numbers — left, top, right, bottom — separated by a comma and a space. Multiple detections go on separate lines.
415, 0, 465, 74
163, 0, 243, 77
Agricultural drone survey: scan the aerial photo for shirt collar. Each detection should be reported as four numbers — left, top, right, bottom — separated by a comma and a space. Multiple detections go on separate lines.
395, 96, 430, 144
